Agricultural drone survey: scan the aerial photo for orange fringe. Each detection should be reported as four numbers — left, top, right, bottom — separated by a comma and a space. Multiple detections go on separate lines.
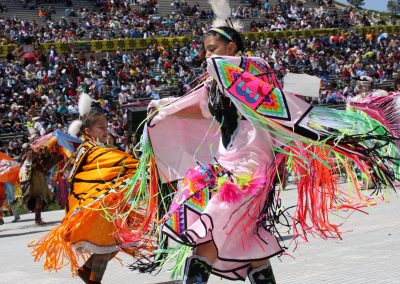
114, 155, 160, 250
289, 143, 375, 241
29, 191, 156, 276
29, 208, 92, 275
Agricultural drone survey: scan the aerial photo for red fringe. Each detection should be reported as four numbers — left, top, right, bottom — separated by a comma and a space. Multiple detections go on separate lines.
113, 156, 160, 250
228, 142, 380, 246
288, 143, 377, 241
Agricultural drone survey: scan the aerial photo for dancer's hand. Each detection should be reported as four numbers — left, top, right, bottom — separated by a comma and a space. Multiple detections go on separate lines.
147, 106, 159, 127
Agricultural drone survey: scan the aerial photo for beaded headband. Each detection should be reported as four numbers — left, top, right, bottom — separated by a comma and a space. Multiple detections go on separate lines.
209, 27, 234, 42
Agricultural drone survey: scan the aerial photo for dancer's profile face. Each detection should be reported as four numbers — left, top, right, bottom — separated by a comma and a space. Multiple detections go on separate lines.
84, 115, 108, 143
204, 35, 237, 58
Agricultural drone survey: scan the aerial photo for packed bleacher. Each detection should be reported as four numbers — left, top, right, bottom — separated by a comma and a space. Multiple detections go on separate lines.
0, 0, 395, 44
0, 0, 399, 157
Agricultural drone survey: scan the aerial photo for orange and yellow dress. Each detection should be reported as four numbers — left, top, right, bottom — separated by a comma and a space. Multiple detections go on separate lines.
30, 140, 156, 274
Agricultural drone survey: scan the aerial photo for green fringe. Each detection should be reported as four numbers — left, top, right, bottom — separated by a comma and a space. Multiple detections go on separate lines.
154, 243, 192, 280
231, 96, 399, 191
91, 128, 159, 224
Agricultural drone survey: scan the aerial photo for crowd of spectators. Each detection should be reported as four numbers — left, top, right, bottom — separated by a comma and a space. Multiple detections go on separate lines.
1, 27, 399, 156
0, 37, 204, 156
0, 0, 399, 157
245, 29, 399, 103
1, 0, 396, 45
250, 0, 387, 30
0, 8, 205, 44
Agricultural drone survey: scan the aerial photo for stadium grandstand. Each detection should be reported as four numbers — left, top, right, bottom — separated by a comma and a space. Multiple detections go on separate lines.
0, 0, 399, 157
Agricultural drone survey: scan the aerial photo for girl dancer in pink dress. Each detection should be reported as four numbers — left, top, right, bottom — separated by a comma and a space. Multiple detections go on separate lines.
145, 25, 399, 284
143, 2, 399, 283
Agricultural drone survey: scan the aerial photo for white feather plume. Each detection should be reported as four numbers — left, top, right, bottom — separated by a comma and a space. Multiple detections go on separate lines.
68, 120, 83, 137
231, 19, 243, 31
78, 93, 93, 117
209, 0, 243, 30
209, 0, 231, 23
212, 18, 228, 28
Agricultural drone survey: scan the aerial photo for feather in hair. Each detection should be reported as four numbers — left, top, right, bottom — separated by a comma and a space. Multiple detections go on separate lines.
209, 0, 243, 30
78, 93, 93, 117
209, 0, 231, 23
68, 120, 83, 137
231, 19, 243, 31
212, 18, 228, 28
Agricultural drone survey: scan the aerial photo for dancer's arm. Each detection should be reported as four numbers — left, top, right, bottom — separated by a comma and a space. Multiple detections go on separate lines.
148, 83, 211, 126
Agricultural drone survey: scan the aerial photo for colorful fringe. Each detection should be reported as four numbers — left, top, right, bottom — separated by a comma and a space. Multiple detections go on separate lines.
349, 93, 400, 179
207, 56, 399, 240
30, 129, 82, 160
28, 191, 153, 275
350, 93, 400, 138
142, 57, 400, 278
108, 129, 161, 248
0, 152, 20, 184
29, 139, 158, 275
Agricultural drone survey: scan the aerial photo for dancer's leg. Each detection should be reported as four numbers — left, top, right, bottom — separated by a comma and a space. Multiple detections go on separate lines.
10, 203, 20, 222
0, 206, 3, 225
78, 254, 95, 283
182, 241, 217, 284
0, 190, 5, 225
34, 197, 44, 225
194, 241, 217, 263
248, 259, 276, 284
87, 252, 117, 283
182, 255, 213, 284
